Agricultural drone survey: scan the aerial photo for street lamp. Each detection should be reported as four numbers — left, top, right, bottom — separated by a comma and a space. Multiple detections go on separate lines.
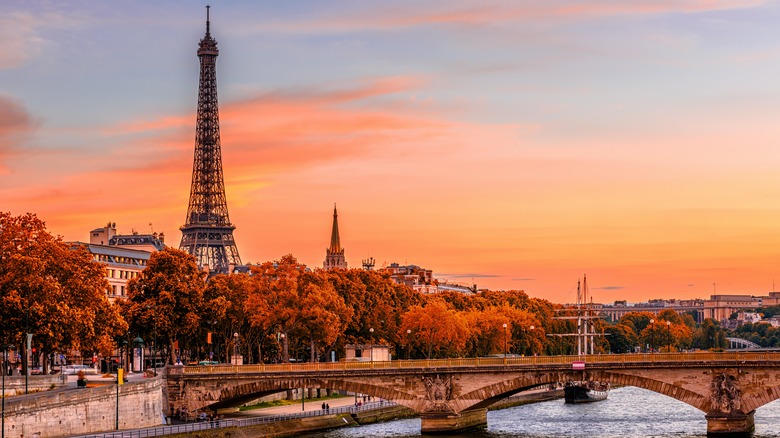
649, 319, 655, 353
369, 328, 374, 362
2, 344, 8, 438
280, 333, 287, 363
529, 325, 535, 356
233, 333, 239, 365
502, 323, 508, 361
666, 321, 672, 352
406, 329, 412, 360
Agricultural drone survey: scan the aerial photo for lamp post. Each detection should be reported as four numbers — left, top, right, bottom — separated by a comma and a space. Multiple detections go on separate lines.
406, 329, 411, 360
529, 325, 535, 356
280, 333, 287, 363
233, 333, 239, 365
152, 308, 157, 376
25, 333, 32, 394
502, 323, 508, 362
369, 328, 374, 362
649, 319, 655, 353
2, 345, 7, 438
666, 321, 672, 352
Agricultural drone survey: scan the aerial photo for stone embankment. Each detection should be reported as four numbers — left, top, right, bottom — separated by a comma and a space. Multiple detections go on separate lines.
2, 376, 165, 438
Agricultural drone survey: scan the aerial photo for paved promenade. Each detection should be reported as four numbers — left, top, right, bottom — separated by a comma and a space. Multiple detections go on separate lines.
227, 394, 378, 417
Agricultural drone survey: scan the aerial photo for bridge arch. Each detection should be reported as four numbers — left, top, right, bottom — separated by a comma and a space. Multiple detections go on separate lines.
726, 337, 761, 349
188, 376, 425, 413
458, 370, 709, 413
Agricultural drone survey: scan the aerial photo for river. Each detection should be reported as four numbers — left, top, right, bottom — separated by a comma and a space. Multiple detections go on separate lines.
303, 386, 780, 438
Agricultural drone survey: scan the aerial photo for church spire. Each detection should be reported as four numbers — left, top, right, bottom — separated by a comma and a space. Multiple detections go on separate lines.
329, 204, 341, 253
323, 204, 347, 270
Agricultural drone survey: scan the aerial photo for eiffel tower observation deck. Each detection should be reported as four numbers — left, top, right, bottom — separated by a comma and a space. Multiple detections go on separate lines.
179, 6, 242, 272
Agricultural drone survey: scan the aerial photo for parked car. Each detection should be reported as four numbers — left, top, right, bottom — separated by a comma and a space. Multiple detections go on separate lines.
198, 360, 220, 365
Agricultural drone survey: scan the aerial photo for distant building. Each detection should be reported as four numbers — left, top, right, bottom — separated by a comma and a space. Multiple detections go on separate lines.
600, 299, 705, 323
70, 242, 152, 303
90, 222, 166, 252
703, 294, 780, 321
70, 222, 167, 302
377, 263, 476, 295
600, 293, 780, 324
323, 205, 347, 270
380, 263, 436, 293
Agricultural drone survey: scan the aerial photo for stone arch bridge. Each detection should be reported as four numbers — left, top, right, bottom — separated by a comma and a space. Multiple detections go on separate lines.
166, 352, 780, 436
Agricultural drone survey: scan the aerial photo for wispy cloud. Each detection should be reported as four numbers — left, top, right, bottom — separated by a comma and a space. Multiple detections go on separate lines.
252, 0, 766, 35
0, 95, 37, 173
440, 273, 502, 278
592, 286, 625, 290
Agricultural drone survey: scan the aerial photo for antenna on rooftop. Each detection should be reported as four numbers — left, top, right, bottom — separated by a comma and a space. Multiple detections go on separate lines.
362, 257, 375, 270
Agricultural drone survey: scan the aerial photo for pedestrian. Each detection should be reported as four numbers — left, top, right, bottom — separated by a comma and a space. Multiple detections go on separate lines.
322, 402, 326, 410
326, 403, 330, 412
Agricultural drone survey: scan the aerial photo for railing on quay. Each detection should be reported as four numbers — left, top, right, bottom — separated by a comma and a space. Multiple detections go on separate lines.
179, 351, 780, 375
69, 401, 395, 438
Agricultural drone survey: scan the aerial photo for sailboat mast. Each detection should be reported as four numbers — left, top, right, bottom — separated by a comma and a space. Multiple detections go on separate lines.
577, 279, 583, 355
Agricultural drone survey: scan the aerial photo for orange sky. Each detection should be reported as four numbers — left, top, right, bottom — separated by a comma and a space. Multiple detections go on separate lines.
3, 1, 780, 303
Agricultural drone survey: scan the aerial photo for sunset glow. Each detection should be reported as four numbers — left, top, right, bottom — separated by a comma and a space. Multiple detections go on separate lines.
3, 1, 780, 303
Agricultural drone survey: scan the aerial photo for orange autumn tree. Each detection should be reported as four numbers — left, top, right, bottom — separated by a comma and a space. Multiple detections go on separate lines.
0, 212, 126, 373
125, 248, 205, 365
246, 255, 303, 362
297, 272, 352, 362
203, 272, 254, 363
400, 299, 469, 358
246, 255, 351, 362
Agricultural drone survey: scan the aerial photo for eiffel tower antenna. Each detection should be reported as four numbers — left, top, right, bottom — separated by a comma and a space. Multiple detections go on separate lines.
179, 6, 242, 272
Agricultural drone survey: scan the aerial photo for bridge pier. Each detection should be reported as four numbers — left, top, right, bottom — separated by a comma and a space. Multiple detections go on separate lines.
705, 411, 755, 437
420, 408, 487, 434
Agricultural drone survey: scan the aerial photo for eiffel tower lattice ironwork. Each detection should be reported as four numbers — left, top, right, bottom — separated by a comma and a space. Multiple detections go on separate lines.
179, 6, 241, 271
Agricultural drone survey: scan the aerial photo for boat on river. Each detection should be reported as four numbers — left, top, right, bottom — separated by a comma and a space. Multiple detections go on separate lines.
564, 381, 610, 403
553, 275, 610, 404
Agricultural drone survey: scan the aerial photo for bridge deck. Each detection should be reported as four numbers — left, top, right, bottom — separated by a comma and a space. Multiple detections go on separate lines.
177, 351, 780, 374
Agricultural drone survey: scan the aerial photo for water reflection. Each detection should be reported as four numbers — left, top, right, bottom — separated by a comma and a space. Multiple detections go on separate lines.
305, 386, 780, 438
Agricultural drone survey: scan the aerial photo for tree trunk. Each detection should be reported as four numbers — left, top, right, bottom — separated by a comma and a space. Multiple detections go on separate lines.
310, 337, 316, 362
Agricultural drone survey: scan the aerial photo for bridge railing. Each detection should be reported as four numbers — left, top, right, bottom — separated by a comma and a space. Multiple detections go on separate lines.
178, 351, 780, 374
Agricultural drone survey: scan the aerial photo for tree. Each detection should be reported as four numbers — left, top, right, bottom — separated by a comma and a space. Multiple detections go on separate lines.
246, 255, 305, 362
605, 323, 638, 353
0, 212, 127, 373
125, 248, 205, 365
399, 300, 469, 358
693, 319, 728, 350
202, 272, 253, 363
297, 272, 352, 362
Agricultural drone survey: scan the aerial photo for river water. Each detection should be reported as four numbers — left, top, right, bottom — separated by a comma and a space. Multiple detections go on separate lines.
304, 386, 780, 438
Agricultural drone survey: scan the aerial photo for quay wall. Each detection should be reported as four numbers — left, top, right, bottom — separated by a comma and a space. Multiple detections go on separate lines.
2, 377, 166, 438
1, 375, 65, 396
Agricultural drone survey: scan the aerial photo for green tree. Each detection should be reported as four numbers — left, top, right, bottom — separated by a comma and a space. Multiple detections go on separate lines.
693, 318, 728, 350
605, 323, 638, 353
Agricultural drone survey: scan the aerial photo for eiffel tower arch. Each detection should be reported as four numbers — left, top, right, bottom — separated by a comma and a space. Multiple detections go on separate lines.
179, 6, 241, 272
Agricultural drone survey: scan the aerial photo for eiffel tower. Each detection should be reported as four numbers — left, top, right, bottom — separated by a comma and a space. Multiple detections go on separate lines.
179, 6, 241, 272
